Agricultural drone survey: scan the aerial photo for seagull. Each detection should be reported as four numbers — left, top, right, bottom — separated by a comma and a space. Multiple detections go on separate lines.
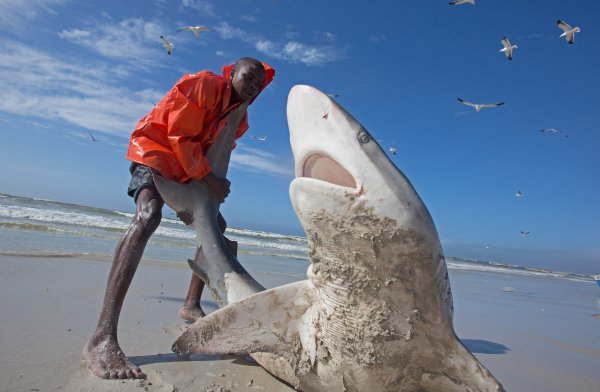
449, 0, 475, 5
520, 231, 530, 237
88, 131, 100, 143
457, 98, 505, 112
557, 20, 581, 44
515, 191, 524, 197
499, 36, 517, 60
177, 26, 210, 38
388, 147, 397, 155
540, 128, 559, 134
540, 128, 568, 138
160, 35, 173, 55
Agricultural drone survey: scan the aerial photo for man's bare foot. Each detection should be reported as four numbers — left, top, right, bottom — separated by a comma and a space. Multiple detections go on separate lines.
178, 304, 206, 322
82, 335, 146, 379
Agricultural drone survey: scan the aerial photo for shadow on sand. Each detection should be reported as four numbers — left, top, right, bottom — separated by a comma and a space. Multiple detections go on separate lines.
462, 339, 510, 354
129, 352, 259, 367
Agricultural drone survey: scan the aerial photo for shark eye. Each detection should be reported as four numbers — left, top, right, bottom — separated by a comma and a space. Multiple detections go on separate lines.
357, 128, 370, 144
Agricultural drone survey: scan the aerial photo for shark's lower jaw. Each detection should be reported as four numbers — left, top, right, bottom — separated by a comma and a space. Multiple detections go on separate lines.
302, 153, 356, 189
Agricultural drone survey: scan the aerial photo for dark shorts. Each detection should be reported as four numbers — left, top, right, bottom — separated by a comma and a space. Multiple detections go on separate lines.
128, 163, 228, 232
127, 163, 157, 203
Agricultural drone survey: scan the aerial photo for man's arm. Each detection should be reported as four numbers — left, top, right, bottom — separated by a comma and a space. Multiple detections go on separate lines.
166, 75, 221, 181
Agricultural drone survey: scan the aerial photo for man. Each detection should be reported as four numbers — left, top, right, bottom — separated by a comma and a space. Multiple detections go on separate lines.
83, 57, 275, 380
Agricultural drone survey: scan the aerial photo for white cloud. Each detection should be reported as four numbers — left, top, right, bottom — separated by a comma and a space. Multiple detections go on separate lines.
0, 0, 68, 32
214, 22, 343, 66
215, 50, 229, 57
0, 39, 290, 179
181, 0, 216, 18
239, 14, 258, 22
58, 18, 168, 68
257, 39, 341, 66
0, 39, 163, 137
369, 34, 388, 43
231, 145, 293, 177
213, 21, 249, 41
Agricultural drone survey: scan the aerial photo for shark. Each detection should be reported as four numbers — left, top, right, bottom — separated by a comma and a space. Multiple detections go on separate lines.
154, 85, 505, 391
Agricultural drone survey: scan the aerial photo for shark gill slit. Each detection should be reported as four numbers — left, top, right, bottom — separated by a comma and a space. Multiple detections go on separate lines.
302, 154, 356, 189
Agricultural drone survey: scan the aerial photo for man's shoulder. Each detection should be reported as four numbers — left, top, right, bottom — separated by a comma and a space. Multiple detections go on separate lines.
174, 70, 226, 103
176, 70, 224, 87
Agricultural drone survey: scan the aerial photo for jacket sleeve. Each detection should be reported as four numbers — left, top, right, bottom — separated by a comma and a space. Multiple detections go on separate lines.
166, 77, 218, 180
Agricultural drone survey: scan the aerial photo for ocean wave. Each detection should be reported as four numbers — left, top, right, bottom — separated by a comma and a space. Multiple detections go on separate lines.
228, 227, 307, 243
0, 205, 130, 231
114, 211, 134, 218
0, 204, 308, 254
446, 258, 594, 284
1, 194, 595, 284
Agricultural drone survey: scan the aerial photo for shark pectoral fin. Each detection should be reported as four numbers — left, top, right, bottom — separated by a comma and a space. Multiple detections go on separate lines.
172, 280, 318, 361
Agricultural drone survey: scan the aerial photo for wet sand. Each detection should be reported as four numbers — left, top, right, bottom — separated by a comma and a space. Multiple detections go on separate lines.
0, 254, 598, 391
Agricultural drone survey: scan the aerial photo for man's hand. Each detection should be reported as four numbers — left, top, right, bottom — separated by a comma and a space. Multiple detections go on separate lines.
177, 210, 194, 225
203, 172, 231, 203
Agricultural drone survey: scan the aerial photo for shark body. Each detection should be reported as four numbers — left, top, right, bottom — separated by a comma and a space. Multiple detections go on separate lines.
156, 86, 504, 391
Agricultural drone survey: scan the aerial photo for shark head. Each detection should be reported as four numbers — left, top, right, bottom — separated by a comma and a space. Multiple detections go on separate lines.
288, 85, 439, 242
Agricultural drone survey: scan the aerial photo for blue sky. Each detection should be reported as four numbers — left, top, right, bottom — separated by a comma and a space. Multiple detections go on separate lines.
0, 0, 598, 273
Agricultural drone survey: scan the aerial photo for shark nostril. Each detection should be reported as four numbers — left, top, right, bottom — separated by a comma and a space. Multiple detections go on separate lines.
302, 154, 356, 188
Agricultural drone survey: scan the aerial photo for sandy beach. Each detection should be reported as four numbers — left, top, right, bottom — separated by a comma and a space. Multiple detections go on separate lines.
1, 253, 598, 392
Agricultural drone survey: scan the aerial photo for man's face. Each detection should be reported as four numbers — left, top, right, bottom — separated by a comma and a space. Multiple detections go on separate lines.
231, 64, 265, 102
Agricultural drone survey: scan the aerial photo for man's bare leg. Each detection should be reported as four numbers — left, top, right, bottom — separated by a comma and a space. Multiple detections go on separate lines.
82, 187, 163, 379
178, 273, 206, 321
178, 213, 238, 322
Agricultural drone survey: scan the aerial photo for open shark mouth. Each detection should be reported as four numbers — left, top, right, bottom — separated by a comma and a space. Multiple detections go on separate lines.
302, 153, 356, 189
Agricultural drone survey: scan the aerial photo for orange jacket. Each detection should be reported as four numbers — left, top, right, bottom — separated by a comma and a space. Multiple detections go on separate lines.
126, 63, 275, 182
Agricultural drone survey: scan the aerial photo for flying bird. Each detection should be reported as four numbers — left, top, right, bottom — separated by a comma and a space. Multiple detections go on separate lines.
557, 20, 581, 44
449, 0, 475, 5
457, 98, 505, 112
515, 191, 523, 197
252, 135, 268, 141
160, 35, 174, 55
540, 128, 559, 134
177, 26, 210, 38
388, 147, 397, 155
520, 231, 530, 237
499, 36, 517, 60
540, 128, 568, 138
88, 131, 100, 143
